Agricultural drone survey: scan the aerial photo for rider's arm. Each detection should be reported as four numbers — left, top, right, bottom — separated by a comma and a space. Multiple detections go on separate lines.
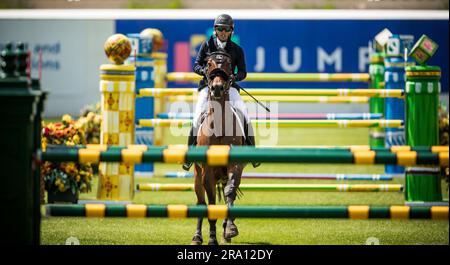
193, 41, 207, 76
234, 46, 247, 82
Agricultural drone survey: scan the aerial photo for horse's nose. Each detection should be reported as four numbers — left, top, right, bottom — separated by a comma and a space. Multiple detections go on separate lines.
212, 81, 224, 99
212, 83, 224, 93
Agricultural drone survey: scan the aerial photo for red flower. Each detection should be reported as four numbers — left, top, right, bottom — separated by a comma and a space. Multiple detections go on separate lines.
42, 127, 51, 137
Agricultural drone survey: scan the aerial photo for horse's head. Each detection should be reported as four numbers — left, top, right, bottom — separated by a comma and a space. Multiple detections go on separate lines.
205, 51, 233, 100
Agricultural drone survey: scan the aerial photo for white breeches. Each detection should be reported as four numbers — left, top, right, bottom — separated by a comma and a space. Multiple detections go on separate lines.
193, 86, 249, 127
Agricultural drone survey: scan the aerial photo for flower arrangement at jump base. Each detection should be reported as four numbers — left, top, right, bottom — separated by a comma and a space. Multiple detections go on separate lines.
41, 114, 95, 203
439, 103, 449, 190
79, 102, 102, 144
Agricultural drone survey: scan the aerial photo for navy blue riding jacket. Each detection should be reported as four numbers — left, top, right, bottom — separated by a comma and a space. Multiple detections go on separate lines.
193, 35, 247, 91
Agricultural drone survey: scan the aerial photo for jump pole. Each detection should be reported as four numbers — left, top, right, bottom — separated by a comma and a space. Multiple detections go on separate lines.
136, 183, 404, 192
39, 145, 449, 167
137, 119, 404, 128
44, 204, 449, 220
163, 172, 396, 181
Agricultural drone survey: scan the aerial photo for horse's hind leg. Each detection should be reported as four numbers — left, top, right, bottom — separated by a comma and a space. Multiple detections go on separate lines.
191, 166, 205, 245
205, 175, 218, 245
223, 170, 242, 241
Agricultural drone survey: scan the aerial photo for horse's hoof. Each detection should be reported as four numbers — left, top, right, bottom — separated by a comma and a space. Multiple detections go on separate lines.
191, 235, 203, 245
208, 238, 218, 245
225, 224, 239, 238
221, 236, 232, 244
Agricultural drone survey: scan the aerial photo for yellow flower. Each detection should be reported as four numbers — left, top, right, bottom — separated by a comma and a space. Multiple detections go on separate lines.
72, 134, 81, 144
65, 162, 77, 174
62, 114, 72, 123
58, 184, 66, 192
75, 117, 87, 129
41, 138, 47, 150
94, 115, 102, 125
87, 112, 95, 121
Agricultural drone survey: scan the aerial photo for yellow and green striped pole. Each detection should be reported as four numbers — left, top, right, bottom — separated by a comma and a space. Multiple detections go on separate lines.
39, 145, 449, 167
45, 204, 449, 220
52, 143, 450, 153
98, 64, 136, 201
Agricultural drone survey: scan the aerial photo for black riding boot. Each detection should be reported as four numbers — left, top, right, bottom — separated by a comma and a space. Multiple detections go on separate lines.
182, 126, 197, 171
244, 119, 261, 168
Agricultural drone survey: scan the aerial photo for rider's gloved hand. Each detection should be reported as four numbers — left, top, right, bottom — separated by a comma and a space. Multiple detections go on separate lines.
229, 74, 236, 83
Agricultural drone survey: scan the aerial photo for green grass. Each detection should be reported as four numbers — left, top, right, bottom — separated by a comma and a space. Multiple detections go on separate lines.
41, 127, 449, 245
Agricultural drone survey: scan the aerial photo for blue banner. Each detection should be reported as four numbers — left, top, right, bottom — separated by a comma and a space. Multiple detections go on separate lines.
116, 19, 448, 91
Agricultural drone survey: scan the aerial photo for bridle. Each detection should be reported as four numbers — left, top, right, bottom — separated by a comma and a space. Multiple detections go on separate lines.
205, 51, 233, 99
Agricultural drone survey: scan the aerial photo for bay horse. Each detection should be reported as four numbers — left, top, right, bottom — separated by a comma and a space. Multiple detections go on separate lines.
191, 51, 246, 245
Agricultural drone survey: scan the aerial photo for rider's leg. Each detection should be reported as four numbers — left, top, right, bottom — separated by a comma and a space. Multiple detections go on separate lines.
228, 87, 260, 168
183, 87, 209, 171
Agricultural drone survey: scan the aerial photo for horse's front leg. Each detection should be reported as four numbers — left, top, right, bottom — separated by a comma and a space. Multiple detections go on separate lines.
223, 165, 243, 242
205, 170, 218, 245
192, 165, 205, 245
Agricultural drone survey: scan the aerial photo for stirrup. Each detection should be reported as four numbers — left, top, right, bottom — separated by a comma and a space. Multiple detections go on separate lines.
182, 162, 193, 171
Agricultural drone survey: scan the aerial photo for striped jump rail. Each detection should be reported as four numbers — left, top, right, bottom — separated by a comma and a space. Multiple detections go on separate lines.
138, 88, 404, 98
38, 145, 449, 166
166, 72, 371, 83
136, 183, 403, 192
138, 119, 404, 128
164, 172, 396, 181
45, 144, 449, 153
253, 145, 449, 153
168, 95, 370, 103
156, 113, 384, 120
44, 204, 449, 220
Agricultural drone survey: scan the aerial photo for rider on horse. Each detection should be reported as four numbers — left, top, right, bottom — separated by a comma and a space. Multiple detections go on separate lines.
182, 14, 260, 171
